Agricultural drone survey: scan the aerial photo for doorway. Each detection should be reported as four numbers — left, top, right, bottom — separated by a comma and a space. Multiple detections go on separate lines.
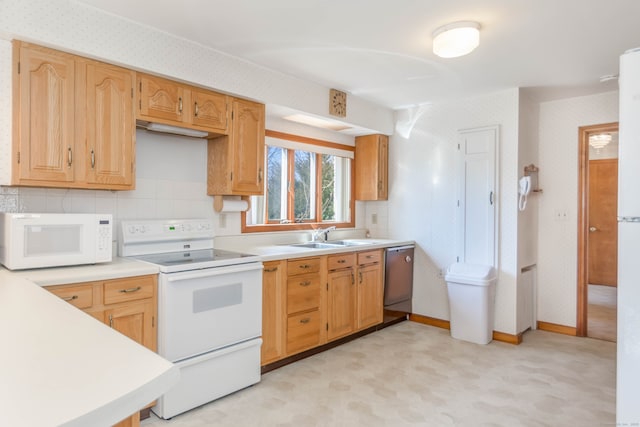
577, 122, 618, 341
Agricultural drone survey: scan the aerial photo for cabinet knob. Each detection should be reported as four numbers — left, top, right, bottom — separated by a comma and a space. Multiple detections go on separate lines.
299, 280, 311, 287
300, 318, 310, 324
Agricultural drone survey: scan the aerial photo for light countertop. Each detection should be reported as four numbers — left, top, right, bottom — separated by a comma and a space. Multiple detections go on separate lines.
4, 256, 159, 286
0, 273, 179, 427
245, 238, 415, 261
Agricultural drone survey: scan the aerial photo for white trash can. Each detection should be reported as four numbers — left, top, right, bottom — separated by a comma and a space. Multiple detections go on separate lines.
445, 263, 497, 344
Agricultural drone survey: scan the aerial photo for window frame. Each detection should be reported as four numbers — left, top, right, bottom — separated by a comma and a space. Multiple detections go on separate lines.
241, 130, 355, 233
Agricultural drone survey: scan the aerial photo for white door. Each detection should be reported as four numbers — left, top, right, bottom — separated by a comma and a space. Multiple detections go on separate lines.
456, 126, 498, 267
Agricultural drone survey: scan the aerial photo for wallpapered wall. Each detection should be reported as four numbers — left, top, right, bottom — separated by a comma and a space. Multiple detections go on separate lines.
537, 91, 618, 327
384, 89, 521, 334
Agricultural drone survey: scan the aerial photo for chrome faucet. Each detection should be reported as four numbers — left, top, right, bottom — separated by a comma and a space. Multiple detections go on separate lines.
311, 226, 336, 242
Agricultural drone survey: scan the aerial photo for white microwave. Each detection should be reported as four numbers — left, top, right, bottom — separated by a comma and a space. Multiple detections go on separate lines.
0, 213, 113, 270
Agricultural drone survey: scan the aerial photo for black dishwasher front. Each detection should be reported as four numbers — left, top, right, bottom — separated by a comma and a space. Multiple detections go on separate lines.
383, 245, 415, 325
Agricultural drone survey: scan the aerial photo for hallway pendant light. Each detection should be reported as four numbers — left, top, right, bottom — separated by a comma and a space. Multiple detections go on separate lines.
433, 21, 480, 58
589, 133, 612, 150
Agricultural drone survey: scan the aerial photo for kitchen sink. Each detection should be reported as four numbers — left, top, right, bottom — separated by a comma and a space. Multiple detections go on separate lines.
288, 242, 342, 249
328, 240, 372, 246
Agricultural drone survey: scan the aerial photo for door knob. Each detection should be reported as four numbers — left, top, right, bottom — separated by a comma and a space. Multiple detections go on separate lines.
589, 226, 597, 232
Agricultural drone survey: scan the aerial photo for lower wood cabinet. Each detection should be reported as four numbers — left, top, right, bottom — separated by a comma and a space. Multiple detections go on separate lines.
261, 249, 384, 367
46, 275, 157, 427
261, 260, 286, 366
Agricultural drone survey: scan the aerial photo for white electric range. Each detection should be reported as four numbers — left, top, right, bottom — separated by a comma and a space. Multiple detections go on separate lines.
120, 218, 263, 419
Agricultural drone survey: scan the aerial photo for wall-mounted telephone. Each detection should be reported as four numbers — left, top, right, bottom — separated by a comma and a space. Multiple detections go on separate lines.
518, 176, 531, 211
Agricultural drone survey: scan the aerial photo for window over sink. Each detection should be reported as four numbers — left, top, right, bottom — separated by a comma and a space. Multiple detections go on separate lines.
241, 130, 354, 232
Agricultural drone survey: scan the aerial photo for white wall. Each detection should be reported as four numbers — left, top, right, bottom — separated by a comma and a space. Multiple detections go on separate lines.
537, 91, 618, 327
387, 89, 521, 334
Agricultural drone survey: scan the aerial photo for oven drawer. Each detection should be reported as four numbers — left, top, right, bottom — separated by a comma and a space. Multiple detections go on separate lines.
48, 284, 94, 309
286, 274, 321, 314
288, 257, 321, 276
158, 262, 263, 362
287, 309, 321, 354
103, 275, 155, 305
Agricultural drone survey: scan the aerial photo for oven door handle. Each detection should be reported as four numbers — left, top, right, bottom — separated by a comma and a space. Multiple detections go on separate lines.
164, 262, 263, 282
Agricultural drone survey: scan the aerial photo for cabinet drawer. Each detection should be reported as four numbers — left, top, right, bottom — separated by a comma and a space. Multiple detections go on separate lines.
287, 309, 321, 354
358, 250, 382, 265
287, 257, 321, 276
287, 275, 321, 314
48, 284, 93, 309
328, 253, 356, 271
104, 276, 155, 305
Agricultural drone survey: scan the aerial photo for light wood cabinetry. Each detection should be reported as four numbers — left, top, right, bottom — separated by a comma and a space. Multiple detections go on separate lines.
12, 41, 135, 190
326, 253, 356, 341
85, 61, 135, 187
355, 134, 388, 200
46, 275, 157, 351
136, 73, 229, 134
46, 275, 157, 427
207, 98, 265, 196
261, 260, 286, 366
285, 256, 324, 355
263, 249, 384, 366
356, 249, 384, 330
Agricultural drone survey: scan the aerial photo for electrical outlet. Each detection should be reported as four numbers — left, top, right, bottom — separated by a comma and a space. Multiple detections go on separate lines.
554, 210, 569, 221
371, 213, 378, 225
218, 213, 227, 228
437, 269, 444, 279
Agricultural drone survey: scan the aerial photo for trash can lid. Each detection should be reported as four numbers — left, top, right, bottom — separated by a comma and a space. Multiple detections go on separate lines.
445, 263, 497, 286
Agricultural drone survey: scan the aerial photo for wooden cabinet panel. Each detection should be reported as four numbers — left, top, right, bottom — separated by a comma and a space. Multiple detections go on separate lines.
85, 61, 135, 188
137, 74, 185, 124
191, 89, 228, 132
261, 261, 286, 366
355, 134, 388, 201
357, 250, 382, 265
286, 309, 321, 354
357, 262, 383, 330
287, 257, 321, 276
327, 267, 356, 341
13, 41, 136, 190
286, 274, 321, 314
105, 299, 155, 351
207, 98, 265, 196
103, 275, 155, 305
16, 42, 76, 183
230, 98, 264, 194
47, 284, 94, 310
327, 253, 356, 271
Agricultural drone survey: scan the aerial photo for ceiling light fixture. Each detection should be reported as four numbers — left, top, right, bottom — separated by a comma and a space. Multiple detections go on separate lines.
432, 21, 481, 58
589, 133, 612, 150
283, 114, 352, 131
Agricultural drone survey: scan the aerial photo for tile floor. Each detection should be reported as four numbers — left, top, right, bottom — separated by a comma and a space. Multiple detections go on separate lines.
587, 284, 617, 342
142, 322, 615, 427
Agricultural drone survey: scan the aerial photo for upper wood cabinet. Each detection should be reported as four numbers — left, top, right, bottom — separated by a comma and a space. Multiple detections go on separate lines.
355, 134, 388, 200
207, 98, 265, 196
14, 42, 76, 184
137, 73, 229, 134
85, 61, 135, 187
12, 41, 135, 190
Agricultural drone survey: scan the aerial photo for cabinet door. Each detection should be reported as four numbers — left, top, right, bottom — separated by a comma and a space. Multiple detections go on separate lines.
191, 89, 228, 132
85, 61, 135, 188
357, 263, 383, 330
261, 261, 286, 366
377, 136, 389, 200
16, 43, 76, 183
137, 74, 186, 124
327, 268, 356, 341
355, 134, 388, 201
230, 98, 265, 194
104, 299, 156, 351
